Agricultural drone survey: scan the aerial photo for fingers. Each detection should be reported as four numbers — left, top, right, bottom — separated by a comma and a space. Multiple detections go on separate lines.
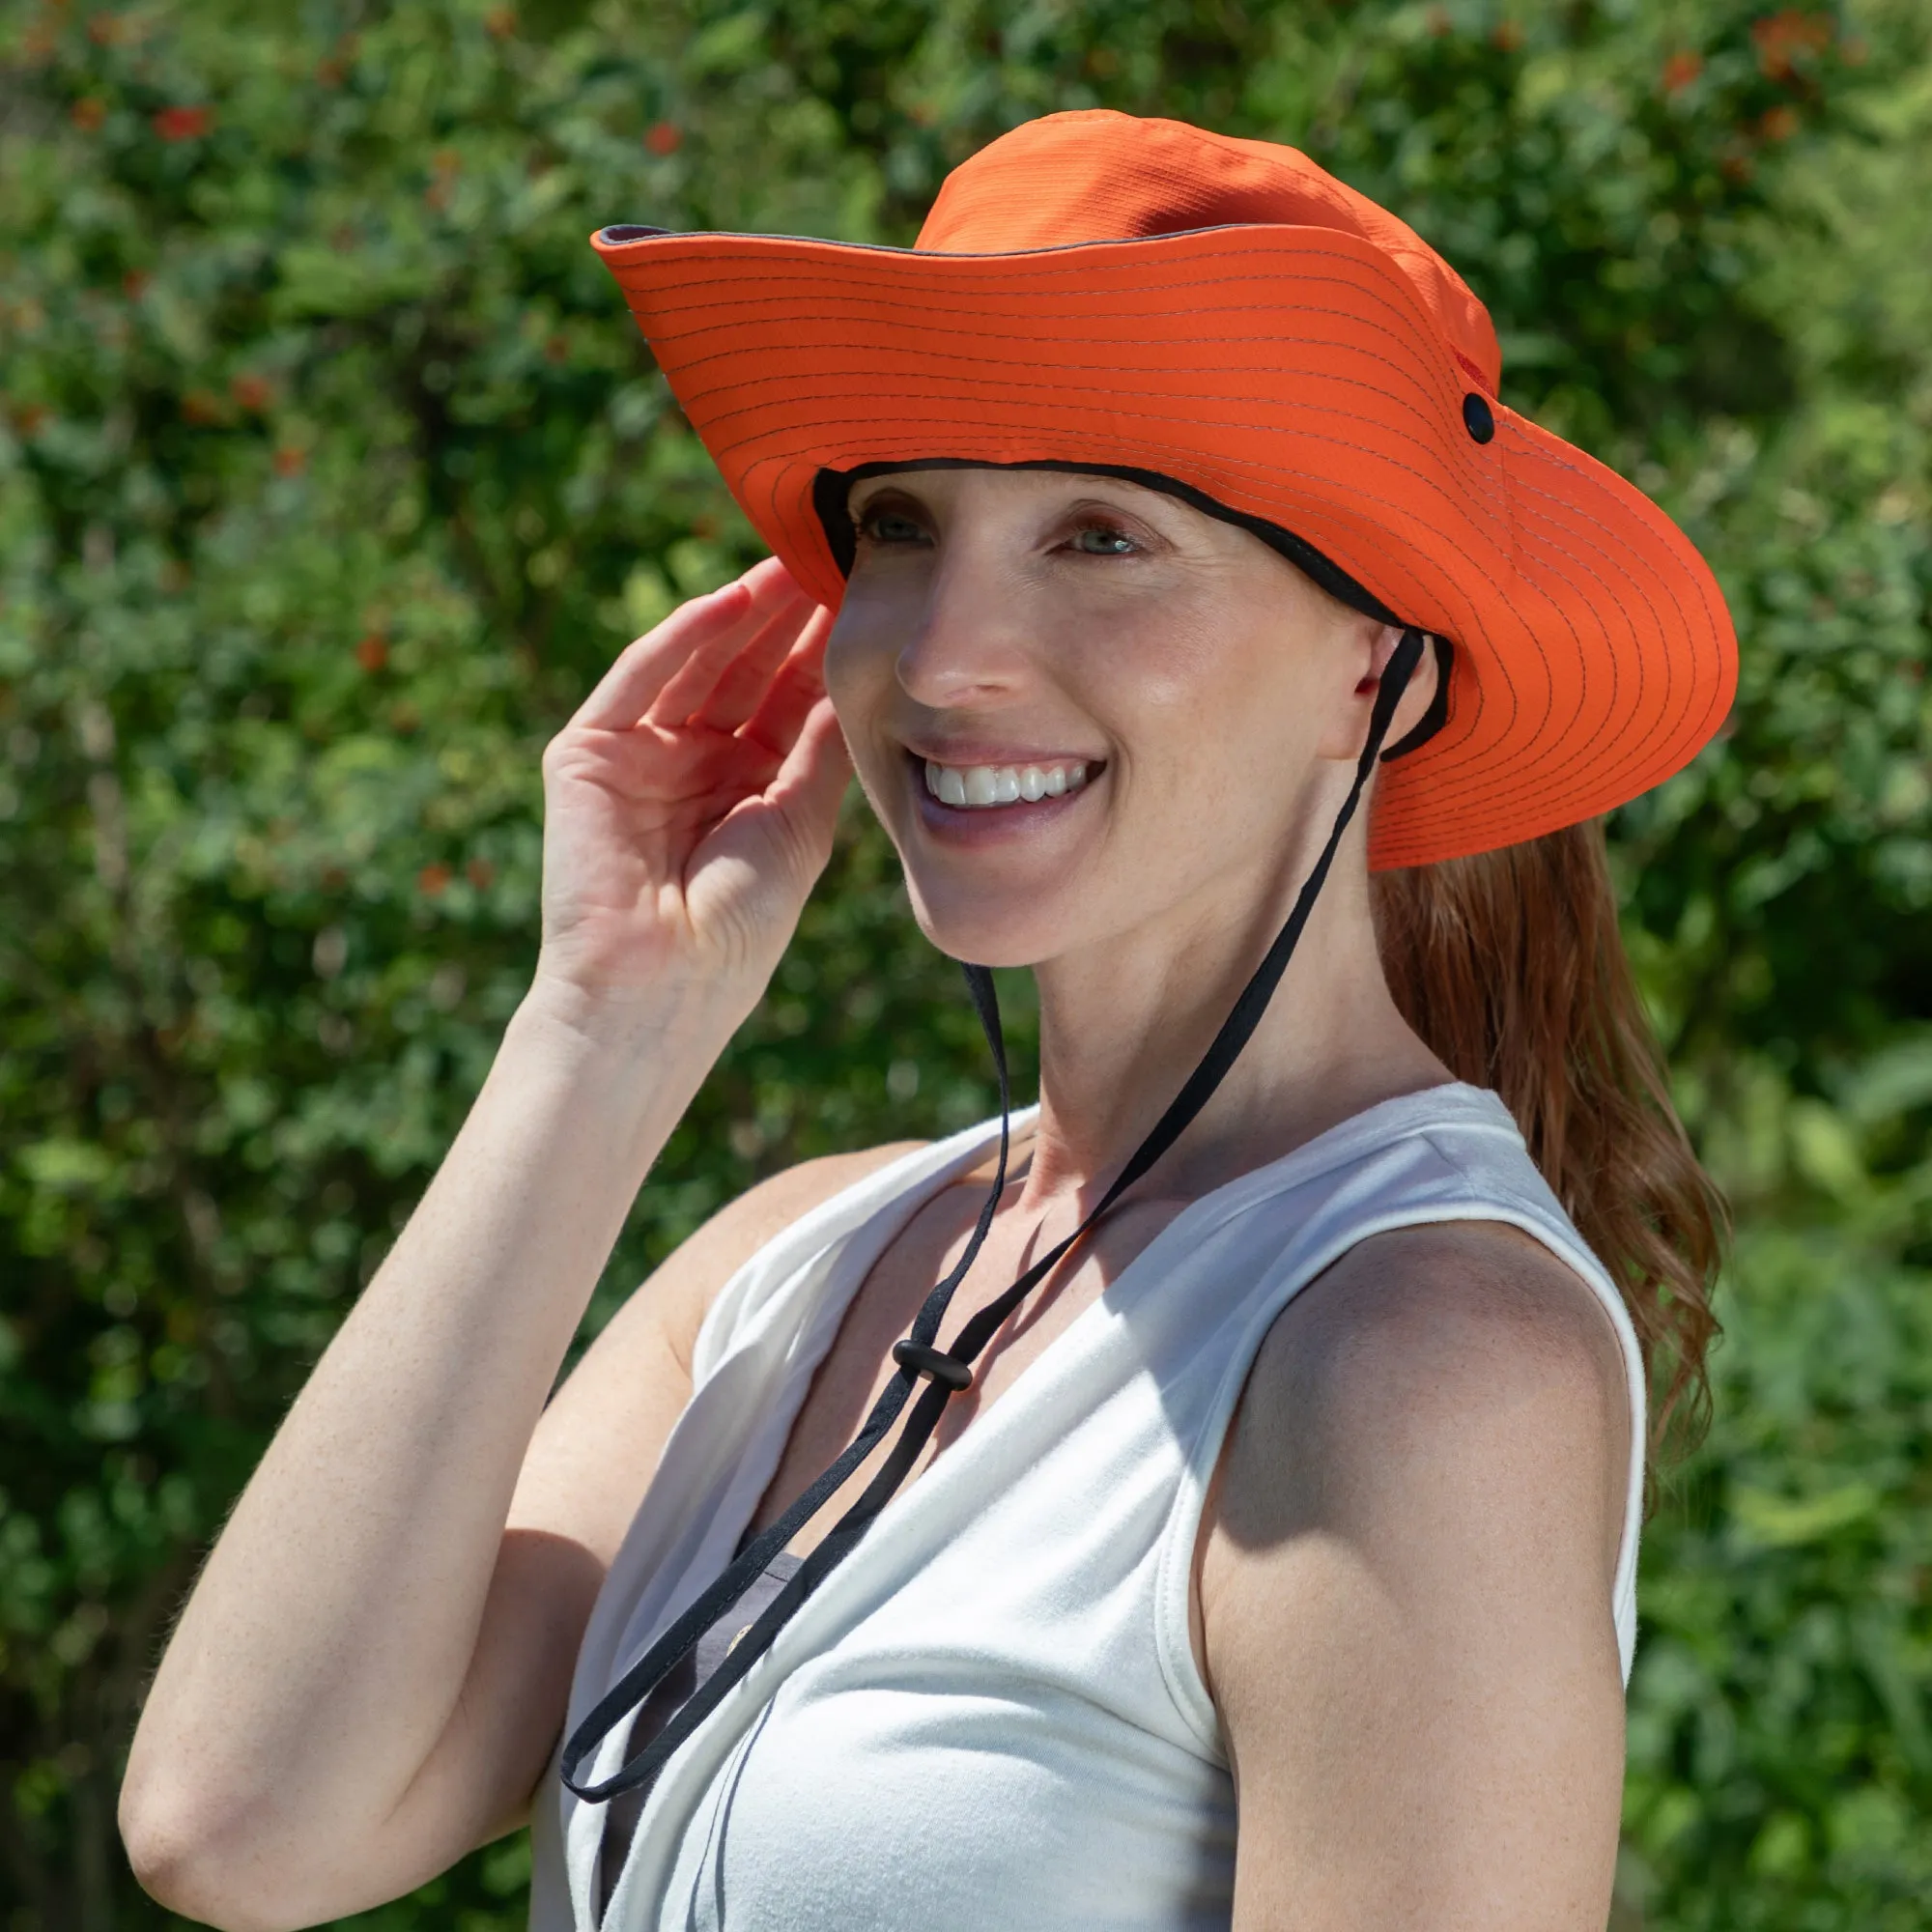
761, 696, 853, 876
643, 559, 809, 727
652, 587, 811, 732
740, 607, 834, 758
572, 557, 800, 732
571, 582, 746, 731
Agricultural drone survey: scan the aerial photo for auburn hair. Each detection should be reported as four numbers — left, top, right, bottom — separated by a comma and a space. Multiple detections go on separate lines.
1371, 822, 1725, 1458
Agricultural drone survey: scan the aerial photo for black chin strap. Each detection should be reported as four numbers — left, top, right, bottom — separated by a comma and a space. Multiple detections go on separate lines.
560, 628, 1431, 1806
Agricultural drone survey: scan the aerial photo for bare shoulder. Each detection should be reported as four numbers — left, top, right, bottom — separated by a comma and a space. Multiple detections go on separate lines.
1261, 1219, 1633, 1461
1198, 1225, 1635, 1922
1202, 1218, 1634, 1658
1198, 1236, 1634, 1921
639, 1141, 933, 1371
510, 1141, 925, 1557
582, 1140, 931, 1386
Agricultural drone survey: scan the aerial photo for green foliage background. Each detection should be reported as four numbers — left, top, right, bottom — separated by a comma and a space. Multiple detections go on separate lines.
1, 0, 1929, 1926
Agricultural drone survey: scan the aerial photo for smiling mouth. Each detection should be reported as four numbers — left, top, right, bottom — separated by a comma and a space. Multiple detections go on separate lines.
921, 756, 1096, 810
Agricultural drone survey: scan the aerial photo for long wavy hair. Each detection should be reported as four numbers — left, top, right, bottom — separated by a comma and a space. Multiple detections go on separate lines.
1371, 822, 1725, 1458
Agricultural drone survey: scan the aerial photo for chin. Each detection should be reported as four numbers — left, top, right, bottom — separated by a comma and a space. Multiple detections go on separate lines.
873, 752, 1122, 963
901, 877, 1080, 971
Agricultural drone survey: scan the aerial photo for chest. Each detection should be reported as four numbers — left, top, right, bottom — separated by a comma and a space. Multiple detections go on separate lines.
625, 1238, 1252, 1932
743, 1175, 1187, 1556
547, 1097, 1618, 1932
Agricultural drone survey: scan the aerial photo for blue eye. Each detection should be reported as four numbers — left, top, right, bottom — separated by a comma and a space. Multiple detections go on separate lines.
1070, 525, 1137, 555
858, 508, 928, 546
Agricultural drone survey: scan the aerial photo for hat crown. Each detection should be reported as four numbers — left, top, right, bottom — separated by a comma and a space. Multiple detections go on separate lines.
917, 110, 1501, 394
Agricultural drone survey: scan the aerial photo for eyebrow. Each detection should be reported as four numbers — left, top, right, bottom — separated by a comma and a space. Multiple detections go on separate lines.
851, 469, 1154, 504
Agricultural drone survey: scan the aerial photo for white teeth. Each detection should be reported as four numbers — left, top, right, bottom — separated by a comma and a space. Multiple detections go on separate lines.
922, 756, 1095, 810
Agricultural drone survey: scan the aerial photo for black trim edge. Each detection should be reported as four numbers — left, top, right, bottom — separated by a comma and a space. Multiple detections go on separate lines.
1379, 635, 1454, 761
811, 459, 1406, 629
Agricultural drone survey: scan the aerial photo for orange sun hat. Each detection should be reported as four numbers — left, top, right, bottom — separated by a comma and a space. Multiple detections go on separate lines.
592, 109, 1736, 870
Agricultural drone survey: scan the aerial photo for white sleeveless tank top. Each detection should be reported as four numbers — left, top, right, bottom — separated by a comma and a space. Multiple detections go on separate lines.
529, 1082, 1646, 1932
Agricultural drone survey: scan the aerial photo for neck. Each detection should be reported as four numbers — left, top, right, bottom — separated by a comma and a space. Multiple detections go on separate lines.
1012, 825, 1449, 1217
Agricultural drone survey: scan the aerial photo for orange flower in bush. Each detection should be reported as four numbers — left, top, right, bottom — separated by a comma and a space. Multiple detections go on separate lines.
122, 270, 150, 300
1661, 49, 1702, 94
417, 863, 451, 897
1751, 10, 1831, 80
71, 98, 107, 131
230, 373, 272, 412
273, 445, 307, 478
425, 147, 461, 212
181, 390, 223, 425
154, 105, 213, 141
644, 121, 682, 156
1760, 103, 1801, 141
355, 634, 388, 672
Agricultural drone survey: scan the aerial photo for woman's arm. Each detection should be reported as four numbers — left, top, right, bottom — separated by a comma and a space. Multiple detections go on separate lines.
1200, 1221, 1633, 1932
120, 560, 853, 1931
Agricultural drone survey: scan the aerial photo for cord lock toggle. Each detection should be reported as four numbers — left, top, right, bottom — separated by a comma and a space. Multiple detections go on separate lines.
892, 1340, 974, 1392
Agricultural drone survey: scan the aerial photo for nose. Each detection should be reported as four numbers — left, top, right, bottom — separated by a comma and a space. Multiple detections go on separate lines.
894, 550, 1034, 711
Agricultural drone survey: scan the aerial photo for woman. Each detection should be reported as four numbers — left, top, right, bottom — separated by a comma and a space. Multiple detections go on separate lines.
122, 112, 1730, 1930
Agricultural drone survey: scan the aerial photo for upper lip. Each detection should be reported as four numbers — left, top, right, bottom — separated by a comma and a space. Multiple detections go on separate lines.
902, 741, 1105, 768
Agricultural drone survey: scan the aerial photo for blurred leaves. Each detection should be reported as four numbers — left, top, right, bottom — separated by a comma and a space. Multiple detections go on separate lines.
1, 1, 1929, 1928
1626, 1218, 1932, 1925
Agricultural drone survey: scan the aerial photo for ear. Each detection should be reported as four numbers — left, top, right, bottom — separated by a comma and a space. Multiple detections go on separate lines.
1321, 621, 1441, 762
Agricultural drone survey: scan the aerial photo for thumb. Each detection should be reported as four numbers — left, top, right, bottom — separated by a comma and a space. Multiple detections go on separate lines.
762, 696, 852, 885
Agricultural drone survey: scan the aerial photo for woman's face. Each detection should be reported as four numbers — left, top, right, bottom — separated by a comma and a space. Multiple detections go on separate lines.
823, 467, 1408, 971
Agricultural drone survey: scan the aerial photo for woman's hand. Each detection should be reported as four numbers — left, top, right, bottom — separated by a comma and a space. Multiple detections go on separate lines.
119, 558, 851, 1931
535, 556, 850, 1016
120, 574, 854, 1931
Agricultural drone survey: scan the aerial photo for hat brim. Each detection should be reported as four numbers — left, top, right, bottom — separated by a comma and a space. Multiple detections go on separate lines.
593, 222, 1736, 869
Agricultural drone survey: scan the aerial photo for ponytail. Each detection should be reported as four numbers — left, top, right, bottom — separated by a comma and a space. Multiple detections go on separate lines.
1372, 822, 1725, 1457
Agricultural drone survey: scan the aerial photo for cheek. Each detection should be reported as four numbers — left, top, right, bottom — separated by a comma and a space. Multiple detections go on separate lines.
1070, 600, 1326, 800
821, 609, 895, 745
821, 601, 928, 842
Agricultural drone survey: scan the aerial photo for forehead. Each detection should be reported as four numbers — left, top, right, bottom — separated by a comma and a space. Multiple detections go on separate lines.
848, 463, 1226, 527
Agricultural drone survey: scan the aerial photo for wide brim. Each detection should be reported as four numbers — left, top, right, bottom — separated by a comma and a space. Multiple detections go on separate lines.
593, 222, 1736, 870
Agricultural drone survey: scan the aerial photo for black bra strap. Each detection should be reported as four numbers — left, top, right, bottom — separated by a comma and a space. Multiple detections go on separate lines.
559, 629, 1429, 1804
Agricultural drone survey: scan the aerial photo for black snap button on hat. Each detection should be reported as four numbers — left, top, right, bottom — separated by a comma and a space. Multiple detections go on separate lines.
1462, 392, 1495, 444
